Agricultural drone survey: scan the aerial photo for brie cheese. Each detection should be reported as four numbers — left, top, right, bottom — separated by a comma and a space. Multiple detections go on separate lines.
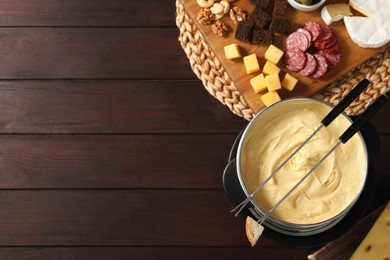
321, 4, 352, 25
344, 0, 390, 48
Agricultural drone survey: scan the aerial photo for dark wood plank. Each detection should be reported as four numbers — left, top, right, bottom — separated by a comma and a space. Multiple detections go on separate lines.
0, 28, 194, 79
0, 134, 388, 189
0, 190, 271, 246
0, 0, 175, 27
0, 135, 237, 189
0, 247, 311, 260
0, 81, 245, 134
0, 189, 387, 247
369, 100, 390, 134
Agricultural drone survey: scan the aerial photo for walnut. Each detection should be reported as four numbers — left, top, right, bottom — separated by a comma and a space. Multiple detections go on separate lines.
197, 8, 215, 25
229, 6, 247, 24
212, 20, 229, 37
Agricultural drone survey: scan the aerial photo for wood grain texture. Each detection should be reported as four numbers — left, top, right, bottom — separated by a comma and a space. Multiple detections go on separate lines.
0, 81, 245, 134
0, 247, 311, 260
179, 0, 390, 113
0, 0, 176, 26
0, 135, 237, 189
0, 28, 194, 79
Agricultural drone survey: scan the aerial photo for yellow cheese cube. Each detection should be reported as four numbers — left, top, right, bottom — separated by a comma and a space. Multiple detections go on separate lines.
261, 91, 281, 107
265, 74, 281, 91
350, 201, 390, 260
263, 61, 281, 75
281, 73, 298, 91
243, 54, 260, 74
250, 73, 267, 93
224, 43, 241, 60
265, 44, 284, 64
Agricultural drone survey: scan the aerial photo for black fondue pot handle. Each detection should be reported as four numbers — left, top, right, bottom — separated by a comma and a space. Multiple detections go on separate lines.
322, 78, 371, 127
340, 94, 388, 144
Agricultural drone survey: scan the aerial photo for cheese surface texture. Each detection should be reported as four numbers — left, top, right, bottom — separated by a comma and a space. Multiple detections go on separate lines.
344, 0, 390, 48
240, 99, 367, 224
224, 43, 241, 60
321, 4, 352, 25
350, 201, 390, 260
243, 54, 260, 74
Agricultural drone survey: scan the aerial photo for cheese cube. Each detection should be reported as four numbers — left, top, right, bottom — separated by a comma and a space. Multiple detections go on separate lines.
350, 201, 390, 260
261, 91, 281, 107
243, 54, 260, 74
281, 73, 298, 91
224, 43, 241, 60
250, 73, 267, 93
265, 44, 284, 64
265, 74, 281, 91
263, 61, 281, 75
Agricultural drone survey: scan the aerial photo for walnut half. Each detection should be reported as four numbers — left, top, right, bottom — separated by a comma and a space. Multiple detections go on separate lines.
212, 20, 229, 37
197, 8, 215, 25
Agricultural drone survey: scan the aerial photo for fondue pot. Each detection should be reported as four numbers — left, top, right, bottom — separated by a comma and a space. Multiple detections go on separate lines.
223, 97, 380, 247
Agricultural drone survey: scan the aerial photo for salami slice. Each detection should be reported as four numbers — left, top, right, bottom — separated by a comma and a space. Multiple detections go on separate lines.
297, 28, 313, 44
303, 21, 322, 42
299, 53, 317, 76
322, 38, 342, 54
286, 31, 310, 52
314, 33, 336, 50
311, 54, 328, 78
285, 49, 307, 72
318, 50, 341, 68
319, 24, 332, 38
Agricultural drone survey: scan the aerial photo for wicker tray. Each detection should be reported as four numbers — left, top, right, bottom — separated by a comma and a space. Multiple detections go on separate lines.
176, 0, 390, 121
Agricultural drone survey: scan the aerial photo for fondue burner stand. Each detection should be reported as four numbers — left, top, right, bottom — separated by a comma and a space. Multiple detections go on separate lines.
223, 120, 379, 247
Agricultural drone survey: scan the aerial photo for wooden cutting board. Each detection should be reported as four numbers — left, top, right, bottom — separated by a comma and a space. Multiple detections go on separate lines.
307, 203, 386, 260
179, 0, 390, 114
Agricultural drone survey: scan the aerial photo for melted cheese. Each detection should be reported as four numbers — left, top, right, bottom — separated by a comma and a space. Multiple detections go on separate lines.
240, 99, 367, 224
344, 0, 390, 48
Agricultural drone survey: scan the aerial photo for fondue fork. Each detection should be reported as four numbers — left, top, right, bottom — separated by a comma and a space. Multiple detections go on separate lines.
253, 93, 388, 234
231, 78, 371, 217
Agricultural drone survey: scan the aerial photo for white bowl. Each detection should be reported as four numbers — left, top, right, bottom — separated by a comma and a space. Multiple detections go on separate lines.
287, 0, 326, 12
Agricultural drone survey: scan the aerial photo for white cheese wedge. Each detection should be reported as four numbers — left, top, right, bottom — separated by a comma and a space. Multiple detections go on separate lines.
344, 0, 390, 48
321, 4, 352, 25
350, 201, 390, 260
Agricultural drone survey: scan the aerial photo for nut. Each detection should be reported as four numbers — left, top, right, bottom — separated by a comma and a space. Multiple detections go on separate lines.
210, 3, 224, 14
229, 6, 247, 24
212, 20, 229, 36
215, 13, 224, 20
197, 0, 214, 8
197, 8, 215, 25
220, 0, 230, 14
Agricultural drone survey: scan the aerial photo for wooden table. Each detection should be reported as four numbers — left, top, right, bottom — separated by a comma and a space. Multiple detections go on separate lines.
0, 1, 387, 259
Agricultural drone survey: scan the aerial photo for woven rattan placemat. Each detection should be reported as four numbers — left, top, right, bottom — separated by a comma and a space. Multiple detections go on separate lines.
176, 0, 390, 121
